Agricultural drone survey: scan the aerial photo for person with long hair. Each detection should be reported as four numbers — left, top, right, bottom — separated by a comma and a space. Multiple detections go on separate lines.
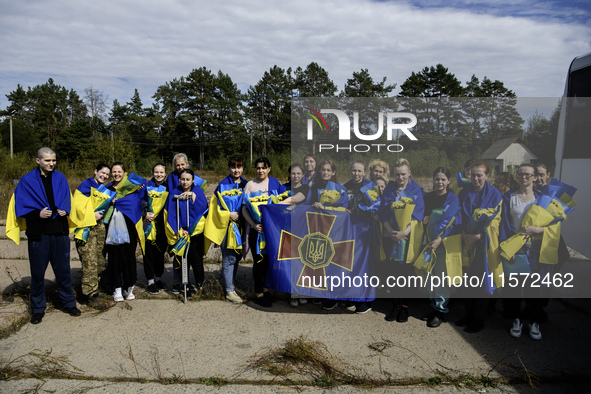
142, 163, 169, 293
381, 158, 425, 323
306, 159, 349, 210
305, 159, 349, 310
535, 163, 551, 188
166, 168, 209, 295
75, 163, 110, 306
302, 154, 317, 185
456, 161, 503, 333
419, 167, 462, 328
280, 163, 309, 206
280, 163, 310, 307
242, 157, 282, 307
500, 164, 553, 340
106, 162, 142, 302
343, 160, 371, 216
342, 160, 374, 314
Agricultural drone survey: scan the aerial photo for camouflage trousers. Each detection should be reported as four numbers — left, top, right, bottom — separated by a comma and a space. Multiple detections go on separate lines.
76, 223, 107, 296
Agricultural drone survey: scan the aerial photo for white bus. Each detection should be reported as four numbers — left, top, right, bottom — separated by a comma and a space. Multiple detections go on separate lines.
555, 52, 591, 258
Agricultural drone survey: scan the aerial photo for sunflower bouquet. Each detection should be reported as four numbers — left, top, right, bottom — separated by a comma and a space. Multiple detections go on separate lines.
358, 182, 381, 213
388, 190, 418, 262
270, 189, 291, 204
317, 181, 346, 208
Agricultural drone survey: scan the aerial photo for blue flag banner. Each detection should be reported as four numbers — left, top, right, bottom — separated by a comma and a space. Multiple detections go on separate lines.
261, 204, 376, 300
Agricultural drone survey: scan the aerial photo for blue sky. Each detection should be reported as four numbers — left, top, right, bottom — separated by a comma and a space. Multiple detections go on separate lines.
1, 0, 589, 115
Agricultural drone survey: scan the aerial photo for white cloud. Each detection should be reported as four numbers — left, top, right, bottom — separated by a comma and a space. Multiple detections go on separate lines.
1, 0, 589, 111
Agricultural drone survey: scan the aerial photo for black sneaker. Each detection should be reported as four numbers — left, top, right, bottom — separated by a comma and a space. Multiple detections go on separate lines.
263, 291, 274, 302
63, 306, 81, 317
455, 316, 473, 327
155, 280, 167, 290
253, 295, 272, 308
147, 283, 159, 294
464, 322, 484, 333
396, 307, 409, 323
322, 300, 338, 311
31, 312, 45, 324
384, 306, 399, 322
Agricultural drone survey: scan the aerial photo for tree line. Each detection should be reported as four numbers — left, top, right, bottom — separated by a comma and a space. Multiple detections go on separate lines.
0, 63, 559, 176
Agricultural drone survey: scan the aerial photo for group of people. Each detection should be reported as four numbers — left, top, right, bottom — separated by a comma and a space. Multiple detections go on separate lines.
8, 148, 567, 342
254, 155, 565, 341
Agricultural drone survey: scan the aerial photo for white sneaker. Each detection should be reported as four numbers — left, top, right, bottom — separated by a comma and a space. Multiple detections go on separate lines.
298, 298, 308, 305
226, 291, 243, 304
510, 318, 522, 338
289, 298, 299, 307
113, 288, 124, 302
126, 286, 135, 301
529, 322, 542, 340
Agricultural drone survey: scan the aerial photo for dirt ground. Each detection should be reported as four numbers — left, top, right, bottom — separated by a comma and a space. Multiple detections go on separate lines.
1, 225, 591, 393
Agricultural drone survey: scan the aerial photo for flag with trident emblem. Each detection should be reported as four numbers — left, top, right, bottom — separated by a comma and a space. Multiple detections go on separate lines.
261, 204, 377, 300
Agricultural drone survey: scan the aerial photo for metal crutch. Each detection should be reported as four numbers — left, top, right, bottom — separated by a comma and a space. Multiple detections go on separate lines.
175, 194, 190, 304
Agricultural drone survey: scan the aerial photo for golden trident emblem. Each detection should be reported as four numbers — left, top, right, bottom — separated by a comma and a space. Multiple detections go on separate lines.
308, 238, 326, 263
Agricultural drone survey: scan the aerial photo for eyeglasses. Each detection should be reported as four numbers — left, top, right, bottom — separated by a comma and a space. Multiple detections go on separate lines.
516, 173, 535, 179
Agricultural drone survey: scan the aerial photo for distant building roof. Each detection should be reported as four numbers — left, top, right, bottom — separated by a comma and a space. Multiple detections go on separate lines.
482, 137, 535, 160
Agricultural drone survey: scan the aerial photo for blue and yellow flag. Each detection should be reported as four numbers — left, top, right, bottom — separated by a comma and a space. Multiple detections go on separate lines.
112, 189, 146, 253
262, 204, 376, 301
144, 184, 169, 242
73, 180, 117, 243
6, 169, 78, 244
459, 182, 503, 294
204, 184, 243, 251
164, 185, 208, 253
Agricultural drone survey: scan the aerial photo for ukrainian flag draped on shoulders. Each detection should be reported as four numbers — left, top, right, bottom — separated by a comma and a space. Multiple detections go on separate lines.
458, 181, 503, 294
107, 173, 147, 252
414, 191, 463, 284
205, 182, 244, 251
6, 168, 78, 244
499, 180, 577, 267
241, 176, 282, 259
72, 178, 116, 243
379, 179, 425, 264
141, 179, 169, 242
166, 171, 208, 193
164, 185, 208, 255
